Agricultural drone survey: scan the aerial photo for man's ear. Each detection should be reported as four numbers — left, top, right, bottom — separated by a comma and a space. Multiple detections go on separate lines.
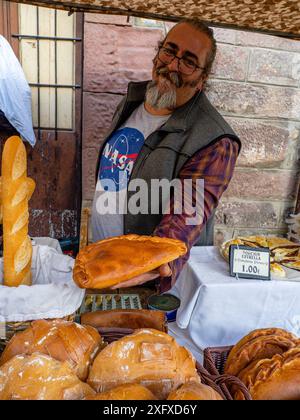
196, 74, 208, 91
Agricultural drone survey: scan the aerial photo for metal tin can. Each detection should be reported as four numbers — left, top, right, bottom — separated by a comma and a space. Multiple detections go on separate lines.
147, 293, 180, 322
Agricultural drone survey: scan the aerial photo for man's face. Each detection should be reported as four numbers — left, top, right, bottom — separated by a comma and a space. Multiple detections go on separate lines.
146, 23, 212, 111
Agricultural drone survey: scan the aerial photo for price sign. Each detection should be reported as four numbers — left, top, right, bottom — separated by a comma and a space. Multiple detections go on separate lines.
230, 245, 270, 281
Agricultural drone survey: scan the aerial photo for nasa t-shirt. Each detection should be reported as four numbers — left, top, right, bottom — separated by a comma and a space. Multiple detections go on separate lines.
91, 103, 169, 242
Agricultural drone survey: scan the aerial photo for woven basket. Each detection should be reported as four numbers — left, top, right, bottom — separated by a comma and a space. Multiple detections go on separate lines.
203, 346, 252, 400
0, 325, 251, 400
97, 327, 240, 400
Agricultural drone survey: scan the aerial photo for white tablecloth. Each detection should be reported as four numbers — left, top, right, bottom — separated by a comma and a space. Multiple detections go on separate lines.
168, 246, 300, 362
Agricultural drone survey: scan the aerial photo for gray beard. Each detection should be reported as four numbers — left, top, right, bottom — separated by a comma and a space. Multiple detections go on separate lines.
145, 80, 177, 110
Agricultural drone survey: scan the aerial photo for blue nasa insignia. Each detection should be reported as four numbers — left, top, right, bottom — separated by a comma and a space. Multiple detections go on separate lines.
99, 127, 145, 192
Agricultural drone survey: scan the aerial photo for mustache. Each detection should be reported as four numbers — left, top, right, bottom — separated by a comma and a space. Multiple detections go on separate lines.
156, 66, 183, 88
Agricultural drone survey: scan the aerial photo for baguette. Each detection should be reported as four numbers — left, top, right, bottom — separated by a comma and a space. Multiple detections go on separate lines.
1, 136, 35, 286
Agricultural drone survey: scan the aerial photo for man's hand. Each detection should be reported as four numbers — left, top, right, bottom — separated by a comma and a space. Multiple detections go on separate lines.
111, 263, 172, 289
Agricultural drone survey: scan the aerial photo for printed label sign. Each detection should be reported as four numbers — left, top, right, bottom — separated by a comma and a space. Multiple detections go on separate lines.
230, 245, 271, 280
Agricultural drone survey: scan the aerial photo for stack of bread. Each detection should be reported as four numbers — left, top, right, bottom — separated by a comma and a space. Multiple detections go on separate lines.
220, 235, 300, 278
0, 321, 223, 400
1, 136, 35, 286
0, 319, 103, 381
224, 328, 300, 400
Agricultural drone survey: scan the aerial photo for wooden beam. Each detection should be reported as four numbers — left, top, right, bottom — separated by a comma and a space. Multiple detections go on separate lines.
295, 179, 300, 214
0, 0, 19, 56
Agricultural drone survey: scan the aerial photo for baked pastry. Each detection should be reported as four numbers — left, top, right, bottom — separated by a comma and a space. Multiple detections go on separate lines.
235, 347, 300, 400
281, 258, 300, 271
0, 353, 95, 400
224, 328, 298, 377
73, 234, 187, 289
220, 235, 300, 277
167, 382, 223, 400
86, 384, 157, 400
220, 238, 244, 261
81, 309, 167, 332
270, 262, 286, 278
87, 328, 200, 399
0, 319, 102, 381
1, 136, 36, 286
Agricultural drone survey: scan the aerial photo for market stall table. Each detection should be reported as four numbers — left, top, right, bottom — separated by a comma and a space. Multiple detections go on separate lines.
168, 246, 300, 363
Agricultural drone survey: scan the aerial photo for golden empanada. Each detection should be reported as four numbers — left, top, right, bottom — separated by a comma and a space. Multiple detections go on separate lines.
73, 234, 187, 289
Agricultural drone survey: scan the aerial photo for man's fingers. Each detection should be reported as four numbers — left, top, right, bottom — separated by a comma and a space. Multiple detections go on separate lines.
111, 272, 160, 289
159, 263, 172, 277
110, 265, 171, 290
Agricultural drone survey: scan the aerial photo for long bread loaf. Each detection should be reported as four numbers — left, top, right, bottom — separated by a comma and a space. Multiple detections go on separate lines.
2, 136, 35, 286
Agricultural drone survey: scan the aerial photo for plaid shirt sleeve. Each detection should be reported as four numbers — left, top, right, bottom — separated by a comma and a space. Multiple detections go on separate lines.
153, 137, 239, 292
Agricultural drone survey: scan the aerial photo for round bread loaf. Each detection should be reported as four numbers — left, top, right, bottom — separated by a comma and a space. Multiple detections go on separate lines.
87, 328, 200, 399
235, 347, 300, 400
0, 319, 102, 381
86, 384, 157, 400
225, 328, 298, 376
0, 353, 95, 400
167, 382, 223, 400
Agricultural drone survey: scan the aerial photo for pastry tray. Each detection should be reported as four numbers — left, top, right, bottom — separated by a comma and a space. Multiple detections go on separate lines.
78, 294, 142, 314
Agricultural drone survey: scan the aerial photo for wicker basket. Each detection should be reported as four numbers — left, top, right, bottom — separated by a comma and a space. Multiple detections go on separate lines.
0, 324, 251, 400
203, 346, 252, 400
97, 327, 243, 400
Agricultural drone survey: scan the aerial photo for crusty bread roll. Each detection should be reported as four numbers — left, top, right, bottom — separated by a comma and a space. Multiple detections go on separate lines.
167, 382, 223, 400
81, 309, 167, 332
1, 136, 35, 286
86, 384, 157, 400
73, 234, 187, 289
224, 328, 298, 377
0, 353, 95, 400
235, 347, 300, 400
0, 319, 102, 381
88, 328, 200, 399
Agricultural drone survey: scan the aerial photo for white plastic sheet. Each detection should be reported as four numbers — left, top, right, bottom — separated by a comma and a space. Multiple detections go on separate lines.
0, 243, 84, 322
0, 35, 36, 146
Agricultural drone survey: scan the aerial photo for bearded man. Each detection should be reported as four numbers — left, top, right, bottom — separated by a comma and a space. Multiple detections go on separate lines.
91, 19, 241, 291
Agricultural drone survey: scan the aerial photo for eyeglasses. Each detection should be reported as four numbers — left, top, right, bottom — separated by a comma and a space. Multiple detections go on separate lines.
157, 46, 205, 75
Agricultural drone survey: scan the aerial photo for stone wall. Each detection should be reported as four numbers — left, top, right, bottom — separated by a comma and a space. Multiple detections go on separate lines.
82, 14, 300, 244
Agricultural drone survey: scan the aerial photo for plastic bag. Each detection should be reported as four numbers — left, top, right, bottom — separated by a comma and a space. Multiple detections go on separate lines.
0, 35, 36, 146
0, 244, 84, 322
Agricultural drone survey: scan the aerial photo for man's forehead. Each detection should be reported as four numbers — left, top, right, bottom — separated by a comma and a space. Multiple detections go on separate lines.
164, 23, 211, 57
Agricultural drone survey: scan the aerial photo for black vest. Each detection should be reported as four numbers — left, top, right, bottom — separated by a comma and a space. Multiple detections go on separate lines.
95, 81, 241, 246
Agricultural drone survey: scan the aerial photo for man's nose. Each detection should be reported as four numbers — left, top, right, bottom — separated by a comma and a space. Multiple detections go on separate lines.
167, 56, 180, 72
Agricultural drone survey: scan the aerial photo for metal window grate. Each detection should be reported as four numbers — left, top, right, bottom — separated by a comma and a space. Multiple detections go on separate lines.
14, 5, 82, 140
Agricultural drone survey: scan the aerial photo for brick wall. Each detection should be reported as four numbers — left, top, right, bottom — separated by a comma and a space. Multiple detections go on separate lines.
82, 14, 300, 245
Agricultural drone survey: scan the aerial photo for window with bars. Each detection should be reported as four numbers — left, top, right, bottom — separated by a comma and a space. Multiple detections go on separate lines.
15, 4, 80, 132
